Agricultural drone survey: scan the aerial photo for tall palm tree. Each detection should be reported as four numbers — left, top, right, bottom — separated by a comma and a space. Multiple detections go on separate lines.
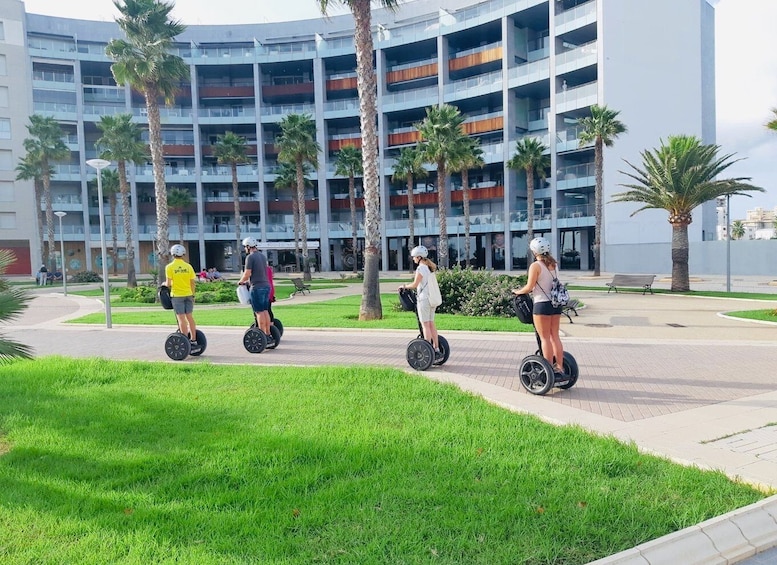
15, 153, 53, 269
22, 115, 68, 270
167, 187, 193, 245
90, 168, 121, 274
578, 104, 627, 276
212, 131, 250, 267
334, 145, 363, 273
507, 137, 550, 251
95, 113, 147, 287
615, 135, 763, 292
730, 220, 745, 240
0, 249, 33, 363
275, 161, 313, 272
417, 104, 467, 268
277, 113, 320, 282
106, 0, 189, 265
450, 137, 484, 267
391, 146, 427, 265
766, 108, 777, 132
318, 0, 401, 320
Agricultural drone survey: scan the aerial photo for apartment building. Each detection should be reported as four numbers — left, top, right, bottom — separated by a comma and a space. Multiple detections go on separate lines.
0, 0, 716, 275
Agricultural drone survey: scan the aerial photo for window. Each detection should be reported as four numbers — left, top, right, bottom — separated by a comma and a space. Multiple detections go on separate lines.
0, 54, 6, 76
0, 22, 5, 41
0, 212, 16, 229
0, 118, 10, 139
0, 181, 13, 202
0, 150, 12, 170
0, 86, 8, 107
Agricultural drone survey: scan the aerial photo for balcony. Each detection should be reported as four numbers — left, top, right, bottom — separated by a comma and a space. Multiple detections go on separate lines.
556, 125, 594, 153
556, 163, 595, 190
387, 126, 420, 147
386, 58, 438, 84
33, 101, 76, 118
198, 85, 255, 98
462, 111, 503, 135
556, 0, 597, 35
556, 40, 597, 75
381, 86, 438, 111
448, 43, 502, 72
443, 69, 503, 102
261, 82, 314, 99
508, 58, 550, 88
556, 81, 598, 113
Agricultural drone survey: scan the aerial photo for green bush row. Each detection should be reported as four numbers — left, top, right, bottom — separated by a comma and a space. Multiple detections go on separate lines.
437, 266, 526, 317
119, 280, 239, 304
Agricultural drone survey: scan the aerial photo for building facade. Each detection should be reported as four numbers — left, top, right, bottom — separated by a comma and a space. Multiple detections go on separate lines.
0, 0, 717, 275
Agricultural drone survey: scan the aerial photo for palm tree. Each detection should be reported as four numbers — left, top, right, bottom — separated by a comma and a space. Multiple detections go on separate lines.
15, 153, 53, 270
578, 104, 628, 276
212, 131, 250, 268
615, 135, 763, 292
275, 161, 313, 272
90, 168, 121, 274
417, 104, 467, 268
507, 137, 550, 253
22, 115, 68, 270
167, 187, 193, 245
95, 113, 147, 287
318, 0, 401, 320
450, 137, 484, 267
391, 146, 427, 266
106, 0, 189, 265
334, 145, 363, 273
277, 114, 320, 282
766, 108, 777, 132
730, 220, 745, 240
0, 249, 33, 363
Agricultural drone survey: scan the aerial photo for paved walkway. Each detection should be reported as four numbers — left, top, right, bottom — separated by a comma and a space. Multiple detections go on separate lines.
4, 273, 777, 564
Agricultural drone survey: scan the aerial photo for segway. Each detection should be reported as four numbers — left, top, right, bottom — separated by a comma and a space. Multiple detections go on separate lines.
399, 288, 450, 371
513, 294, 578, 395
158, 285, 207, 361
238, 284, 281, 354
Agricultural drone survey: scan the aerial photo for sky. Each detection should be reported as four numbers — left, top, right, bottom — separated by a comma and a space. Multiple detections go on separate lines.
21, 0, 777, 219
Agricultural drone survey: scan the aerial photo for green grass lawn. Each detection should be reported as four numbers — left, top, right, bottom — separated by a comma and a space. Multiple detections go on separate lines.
0, 357, 766, 565
66, 293, 533, 332
725, 309, 777, 323
569, 285, 777, 301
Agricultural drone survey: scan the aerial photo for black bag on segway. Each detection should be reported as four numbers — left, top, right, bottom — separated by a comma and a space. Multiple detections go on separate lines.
158, 285, 173, 310
398, 288, 417, 312
512, 294, 534, 324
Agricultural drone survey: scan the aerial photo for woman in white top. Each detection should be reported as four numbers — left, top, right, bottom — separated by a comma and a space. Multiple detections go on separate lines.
512, 237, 565, 376
399, 245, 441, 357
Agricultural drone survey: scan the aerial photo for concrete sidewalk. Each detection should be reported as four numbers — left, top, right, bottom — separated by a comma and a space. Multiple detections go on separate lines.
5, 279, 777, 564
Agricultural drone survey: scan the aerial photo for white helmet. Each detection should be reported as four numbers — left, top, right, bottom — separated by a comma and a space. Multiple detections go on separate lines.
242, 237, 258, 248
170, 244, 186, 257
410, 245, 428, 258
529, 237, 551, 255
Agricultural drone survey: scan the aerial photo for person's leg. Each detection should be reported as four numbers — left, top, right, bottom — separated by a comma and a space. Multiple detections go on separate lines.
259, 310, 271, 335
533, 314, 556, 369
549, 314, 564, 372
185, 314, 197, 341
175, 313, 189, 336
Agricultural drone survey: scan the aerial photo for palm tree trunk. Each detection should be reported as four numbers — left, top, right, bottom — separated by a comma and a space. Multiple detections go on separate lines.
406, 176, 415, 271
43, 171, 54, 270
352, 0, 382, 320
593, 138, 604, 276
110, 194, 118, 274
349, 174, 358, 273
232, 162, 242, 271
462, 169, 471, 268
292, 196, 300, 272
178, 212, 185, 245
117, 161, 136, 288
526, 166, 535, 268
146, 89, 169, 266
436, 162, 448, 269
35, 181, 45, 269
671, 222, 690, 292
296, 159, 310, 281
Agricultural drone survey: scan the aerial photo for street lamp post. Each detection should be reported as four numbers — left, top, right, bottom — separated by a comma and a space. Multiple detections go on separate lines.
54, 211, 67, 297
86, 158, 112, 329
726, 194, 731, 293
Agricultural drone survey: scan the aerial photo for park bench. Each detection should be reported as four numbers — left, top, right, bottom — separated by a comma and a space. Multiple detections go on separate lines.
606, 274, 656, 295
291, 277, 311, 296
562, 298, 581, 323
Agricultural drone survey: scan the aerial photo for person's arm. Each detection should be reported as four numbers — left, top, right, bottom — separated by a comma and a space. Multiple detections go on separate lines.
164, 266, 172, 288
190, 275, 196, 296
238, 267, 252, 285
513, 263, 539, 295
401, 269, 424, 291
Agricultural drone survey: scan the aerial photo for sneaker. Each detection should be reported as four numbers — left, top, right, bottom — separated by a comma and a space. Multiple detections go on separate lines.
434, 349, 444, 361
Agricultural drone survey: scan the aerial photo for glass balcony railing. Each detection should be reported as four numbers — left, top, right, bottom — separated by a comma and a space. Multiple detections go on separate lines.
556, 0, 597, 31
33, 102, 76, 114
556, 81, 598, 111
444, 69, 502, 97
198, 107, 256, 118
556, 163, 595, 189
508, 58, 550, 85
260, 103, 315, 117
382, 86, 438, 107
324, 99, 359, 113
32, 70, 75, 83
556, 126, 594, 152
83, 104, 127, 117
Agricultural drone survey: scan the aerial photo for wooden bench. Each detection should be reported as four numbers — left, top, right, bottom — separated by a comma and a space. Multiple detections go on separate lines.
291, 277, 311, 296
562, 299, 581, 323
606, 274, 656, 295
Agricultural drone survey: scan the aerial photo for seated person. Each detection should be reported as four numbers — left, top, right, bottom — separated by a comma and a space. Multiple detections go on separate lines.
50, 270, 63, 282
198, 269, 208, 282
210, 267, 222, 280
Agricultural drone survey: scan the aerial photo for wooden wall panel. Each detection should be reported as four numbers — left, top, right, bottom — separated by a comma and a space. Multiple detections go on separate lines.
448, 47, 502, 72
386, 63, 438, 84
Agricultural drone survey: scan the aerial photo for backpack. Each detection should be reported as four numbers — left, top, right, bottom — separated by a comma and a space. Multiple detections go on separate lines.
549, 273, 569, 308
426, 271, 442, 307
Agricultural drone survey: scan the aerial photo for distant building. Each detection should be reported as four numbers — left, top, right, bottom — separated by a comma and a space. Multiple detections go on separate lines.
742, 207, 777, 240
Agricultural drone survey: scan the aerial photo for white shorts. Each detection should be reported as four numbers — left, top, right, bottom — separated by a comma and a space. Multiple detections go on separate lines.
417, 300, 436, 323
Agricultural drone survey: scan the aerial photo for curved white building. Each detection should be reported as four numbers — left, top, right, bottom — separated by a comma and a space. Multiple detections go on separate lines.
0, 0, 716, 275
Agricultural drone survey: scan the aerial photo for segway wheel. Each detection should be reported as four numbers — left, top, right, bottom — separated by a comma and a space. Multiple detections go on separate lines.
432, 335, 450, 366
165, 332, 191, 361
188, 329, 207, 356
272, 318, 284, 336
266, 324, 281, 350
406, 338, 434, 371
243, 327, 267, 354
519, 355, 555, 395
556, 352, 579, 390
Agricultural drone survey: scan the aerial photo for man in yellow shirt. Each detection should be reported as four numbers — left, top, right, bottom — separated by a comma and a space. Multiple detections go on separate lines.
164, 244, 199, 349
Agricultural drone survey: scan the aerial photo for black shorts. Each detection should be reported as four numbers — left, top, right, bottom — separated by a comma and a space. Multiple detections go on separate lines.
533, 301, 562, 316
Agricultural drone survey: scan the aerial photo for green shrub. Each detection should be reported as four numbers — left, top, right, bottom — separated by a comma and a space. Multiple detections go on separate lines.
70, 270, 102, 283
119, 285, 157, 303
436, 266, 526, 317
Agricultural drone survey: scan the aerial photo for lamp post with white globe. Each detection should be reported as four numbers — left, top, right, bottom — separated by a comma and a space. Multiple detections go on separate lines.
86, 158, 112, 328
